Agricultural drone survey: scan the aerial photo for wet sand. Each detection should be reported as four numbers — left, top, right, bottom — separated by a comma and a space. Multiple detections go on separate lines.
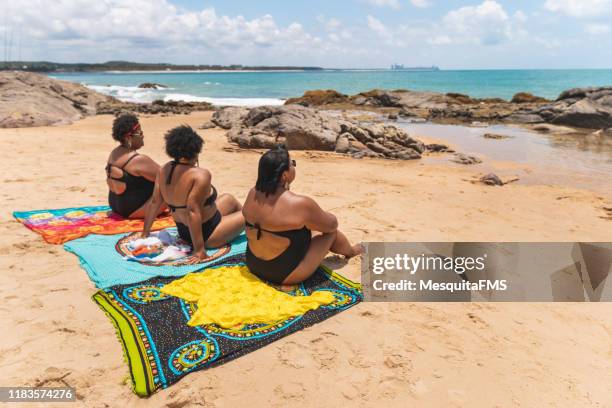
0, 112, 611, 407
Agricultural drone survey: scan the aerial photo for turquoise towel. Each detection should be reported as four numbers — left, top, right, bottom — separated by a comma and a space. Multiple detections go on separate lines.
64, 229, 247, 289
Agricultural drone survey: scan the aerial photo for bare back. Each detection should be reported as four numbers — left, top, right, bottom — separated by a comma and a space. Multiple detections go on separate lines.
159, 162, 216, 225
242, 188, 317, 261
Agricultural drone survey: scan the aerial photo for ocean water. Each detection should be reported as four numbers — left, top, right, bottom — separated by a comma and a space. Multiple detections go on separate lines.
51, 69, 612, 106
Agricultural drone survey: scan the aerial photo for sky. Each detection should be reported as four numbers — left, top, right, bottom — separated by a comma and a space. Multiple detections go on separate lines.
1, 0, 611, 69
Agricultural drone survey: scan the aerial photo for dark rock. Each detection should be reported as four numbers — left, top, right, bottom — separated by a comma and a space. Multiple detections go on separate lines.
446, 93, 478, 104
426, 143, 452, 152
452, 153, 482, 165
284, 90, 349, 106
97, 99, 213, 116
483, 133, 512, 140
480, 173, 503, 186
138, 82, 167, 89
511, 92, 549, 104
387, 113, 398, 120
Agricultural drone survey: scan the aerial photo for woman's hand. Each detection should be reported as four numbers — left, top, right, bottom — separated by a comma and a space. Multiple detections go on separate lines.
188, 249, 208, 264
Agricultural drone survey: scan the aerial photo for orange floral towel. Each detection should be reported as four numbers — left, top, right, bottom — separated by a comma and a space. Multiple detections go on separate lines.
13, 206, 175, 244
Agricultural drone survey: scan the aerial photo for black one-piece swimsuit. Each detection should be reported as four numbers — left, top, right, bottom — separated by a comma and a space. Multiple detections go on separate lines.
106, 154, 155, 218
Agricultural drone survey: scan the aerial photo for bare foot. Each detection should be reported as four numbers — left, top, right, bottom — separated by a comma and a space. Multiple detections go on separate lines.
348, 243, 365, 259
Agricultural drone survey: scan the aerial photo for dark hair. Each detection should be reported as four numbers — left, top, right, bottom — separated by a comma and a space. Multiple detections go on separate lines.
164, 125, 204, 160
112, 113, 139, 144
255, 145, 290, 196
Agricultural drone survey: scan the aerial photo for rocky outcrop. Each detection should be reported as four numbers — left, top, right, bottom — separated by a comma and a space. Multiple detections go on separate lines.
511, 92, 549, 104
213, 105, 444, 160
0, 71, 114, 127
286, 86, 612, 129
285, 88, 548, 125
284, 90, 349, 106
452, 153, 482, 165
138, 82, 167, 89
513, 87, 612, 129
96, 99, 213, 115
211, 107, 249, 129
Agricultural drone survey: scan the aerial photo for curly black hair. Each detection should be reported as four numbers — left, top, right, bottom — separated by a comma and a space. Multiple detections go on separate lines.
164, 125, 204, 160
112, 113, 139, 144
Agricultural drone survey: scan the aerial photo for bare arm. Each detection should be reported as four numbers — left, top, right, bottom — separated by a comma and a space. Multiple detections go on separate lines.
301, 196, 338, 233
142, 170, 164, 237
186, 171, 212, 257
131, 155, 160, 182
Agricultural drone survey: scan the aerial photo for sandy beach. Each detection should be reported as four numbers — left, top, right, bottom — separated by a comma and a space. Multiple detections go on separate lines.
1, 112, 611, 407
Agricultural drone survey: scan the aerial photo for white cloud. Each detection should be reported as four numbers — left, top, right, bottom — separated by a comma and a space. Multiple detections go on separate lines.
363, 0, 401, 9
440, 0, 514, 45
585, 23, 610, 34
428, 35, 451, 45
367, 15, 391, 37
2, 0, 323, 62
410, 0, 432, 7
544, 0, 612, 17
513, 10, 528, 22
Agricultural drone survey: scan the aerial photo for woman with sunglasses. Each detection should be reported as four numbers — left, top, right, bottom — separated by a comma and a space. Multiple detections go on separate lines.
242, 145, 363, 285
105, 113, 164, 218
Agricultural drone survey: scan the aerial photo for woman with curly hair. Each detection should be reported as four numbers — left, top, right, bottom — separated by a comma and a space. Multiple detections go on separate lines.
142, 125, 244, 260
242, 145, 363, 285
106, 113, 164, 218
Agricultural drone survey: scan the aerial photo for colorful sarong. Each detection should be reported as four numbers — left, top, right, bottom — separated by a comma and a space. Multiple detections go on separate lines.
13, 206, 175, 244
93, 265, 362, 397
64, 229, 247, 289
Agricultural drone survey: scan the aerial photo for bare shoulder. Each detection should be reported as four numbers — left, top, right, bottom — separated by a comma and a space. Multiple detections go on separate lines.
133, 153, 157, 165
191, 167, 212, 185
283, 191, 318, 211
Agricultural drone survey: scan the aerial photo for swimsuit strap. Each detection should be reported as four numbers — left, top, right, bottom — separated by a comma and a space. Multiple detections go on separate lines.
120, 153, 139, 169
166, 160, 193, 185
246, 221, 264, 240
105, 153, 139, 181
245, 220, 307, 241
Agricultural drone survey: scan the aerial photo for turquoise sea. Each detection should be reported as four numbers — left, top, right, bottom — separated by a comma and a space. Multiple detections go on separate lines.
51, 69, 612, 106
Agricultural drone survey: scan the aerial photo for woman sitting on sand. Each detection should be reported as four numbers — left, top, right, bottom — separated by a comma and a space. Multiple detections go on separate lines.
106, 113, 162, 218
142, 125, 244, 260
242, 145, 363, 285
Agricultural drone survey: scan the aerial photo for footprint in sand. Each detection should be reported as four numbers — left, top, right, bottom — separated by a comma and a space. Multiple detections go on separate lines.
309, 337, 339, 369
277, 341, 314, 369
273, 382, 306, 401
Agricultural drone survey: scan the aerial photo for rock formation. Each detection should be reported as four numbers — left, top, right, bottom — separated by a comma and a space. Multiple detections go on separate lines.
0, 71, 113, 127
138, 83, 167, 89
212, 105, 446, 160
525, 87, 612, 129
285, 86, 612, 129
96, 99, 213, 115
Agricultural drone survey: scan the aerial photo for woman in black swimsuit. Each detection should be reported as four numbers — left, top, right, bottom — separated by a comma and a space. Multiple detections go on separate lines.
142, 125, 244, 260
106, 113, 164, 218
242, 145, 363, 285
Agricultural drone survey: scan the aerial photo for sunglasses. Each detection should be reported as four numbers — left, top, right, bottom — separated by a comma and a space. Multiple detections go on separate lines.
291, 159, 296, 167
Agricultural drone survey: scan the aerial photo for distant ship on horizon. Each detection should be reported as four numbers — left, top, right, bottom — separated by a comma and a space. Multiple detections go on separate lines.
390, 64, 440, 71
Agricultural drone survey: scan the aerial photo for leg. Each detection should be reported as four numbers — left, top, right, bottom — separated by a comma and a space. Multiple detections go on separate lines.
215, 193, 242, 216
329, 229, 363, 258
205, 211, 245, 248
282, 232, 337, 285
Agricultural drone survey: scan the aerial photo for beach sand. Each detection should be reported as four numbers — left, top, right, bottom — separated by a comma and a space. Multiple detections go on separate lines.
1, 112, 610, 407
